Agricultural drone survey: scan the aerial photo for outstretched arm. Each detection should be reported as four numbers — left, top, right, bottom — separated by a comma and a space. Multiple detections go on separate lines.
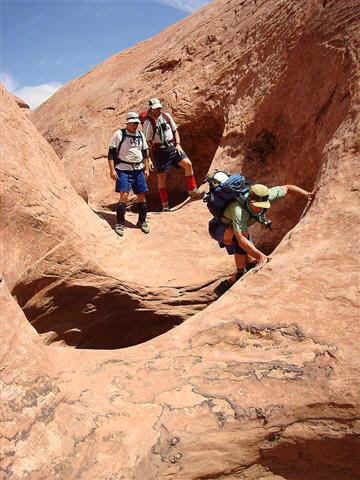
234, 230, 271, 269
282, 185, 315, 200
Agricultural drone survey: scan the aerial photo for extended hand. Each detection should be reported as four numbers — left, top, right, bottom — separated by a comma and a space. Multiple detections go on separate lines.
307, 188, 318, 201
253, 255, 271, 273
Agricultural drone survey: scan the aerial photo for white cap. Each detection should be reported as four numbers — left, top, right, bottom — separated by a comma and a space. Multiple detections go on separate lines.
213, 171, 229, 184
148, 98, 162, 109
126, 112, 140, 123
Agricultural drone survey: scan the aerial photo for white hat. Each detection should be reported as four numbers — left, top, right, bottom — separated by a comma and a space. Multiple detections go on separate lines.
126, 112, 140, 123
148, 98, 162, 109
213, 171, 229, 184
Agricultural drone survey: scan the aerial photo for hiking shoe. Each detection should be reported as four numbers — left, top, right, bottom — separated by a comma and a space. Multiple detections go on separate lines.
114, 223, 125, 237
138, 221, 150, 234
246, 262, 257, 272
189, 187, 204, 200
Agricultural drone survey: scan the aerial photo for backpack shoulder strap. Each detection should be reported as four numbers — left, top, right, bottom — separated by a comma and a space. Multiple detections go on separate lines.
240, 195, 263, 223
162, 112, 176, 135
117, 128, 128, 155
138, 130, 146, 150
162, 112, 171, 124
143, 115, 157, 141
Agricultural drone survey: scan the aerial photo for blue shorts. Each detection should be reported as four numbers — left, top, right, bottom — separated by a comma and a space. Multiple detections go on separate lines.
208, 218, 251, 256
153, 145, 186, 173
115, 169, 148, 194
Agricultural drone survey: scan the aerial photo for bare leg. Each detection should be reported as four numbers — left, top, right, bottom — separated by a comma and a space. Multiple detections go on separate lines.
136, 193, 146, 203
119, 192, 129, 203
228, 253, 247, 284
178, 157, 193, 176
223, 226, 233, 245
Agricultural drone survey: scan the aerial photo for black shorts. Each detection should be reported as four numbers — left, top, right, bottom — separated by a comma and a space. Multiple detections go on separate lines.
153, 145, 186, 173
208, 218, 252, 256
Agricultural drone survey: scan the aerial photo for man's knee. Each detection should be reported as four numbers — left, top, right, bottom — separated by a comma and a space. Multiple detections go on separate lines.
180, 157, 191, 167
119, 192, 129, 202
137, 193, 146, 202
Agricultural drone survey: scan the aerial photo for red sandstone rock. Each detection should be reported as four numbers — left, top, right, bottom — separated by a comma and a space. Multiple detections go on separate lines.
13, 93, 30, 110
1, 0, 360, 479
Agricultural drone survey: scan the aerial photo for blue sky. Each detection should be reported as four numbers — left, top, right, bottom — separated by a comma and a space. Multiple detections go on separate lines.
0, 0, 209, 109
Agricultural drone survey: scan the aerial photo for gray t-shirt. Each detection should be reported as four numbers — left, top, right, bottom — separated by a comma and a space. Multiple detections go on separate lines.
109, 129, 148, 171
223, 186, 286, 232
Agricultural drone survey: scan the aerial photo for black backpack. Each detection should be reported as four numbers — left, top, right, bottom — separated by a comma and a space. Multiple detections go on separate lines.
204, 171, 273, 229
204, 172, 251, 219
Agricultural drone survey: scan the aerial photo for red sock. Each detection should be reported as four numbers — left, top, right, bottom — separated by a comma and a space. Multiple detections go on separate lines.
159, 188, 169, 206
186, 175, 197, 192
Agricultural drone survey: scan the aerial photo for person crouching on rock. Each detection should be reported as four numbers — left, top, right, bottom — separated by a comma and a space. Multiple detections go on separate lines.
108, 112, 153, 236
212, 181, 314, 295
142, 98, 203, 211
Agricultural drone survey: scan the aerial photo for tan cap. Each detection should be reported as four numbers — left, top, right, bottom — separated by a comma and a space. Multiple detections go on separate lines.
250, 184, 270, 208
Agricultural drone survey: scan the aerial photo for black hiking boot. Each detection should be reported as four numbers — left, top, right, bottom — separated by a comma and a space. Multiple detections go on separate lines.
114, 223, 125, 237
246, 262, 257, 272
137, 220, 150, 234
188, 187, 204, 200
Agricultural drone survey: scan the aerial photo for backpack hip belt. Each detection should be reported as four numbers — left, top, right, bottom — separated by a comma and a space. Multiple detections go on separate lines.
117, 158, 144, 166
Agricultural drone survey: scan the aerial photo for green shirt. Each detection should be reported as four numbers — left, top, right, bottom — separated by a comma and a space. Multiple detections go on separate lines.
222, 186, 286, 232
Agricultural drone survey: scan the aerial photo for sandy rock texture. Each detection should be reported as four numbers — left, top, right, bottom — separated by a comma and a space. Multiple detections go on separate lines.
0, 87, 223, 349
13, 94, 30, 110
1, 0, 360, 479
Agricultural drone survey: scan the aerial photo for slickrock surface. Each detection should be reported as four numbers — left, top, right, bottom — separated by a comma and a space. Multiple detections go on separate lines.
1, 88, 223, 350
13, 94, 30, 110
1, 0, 360, 478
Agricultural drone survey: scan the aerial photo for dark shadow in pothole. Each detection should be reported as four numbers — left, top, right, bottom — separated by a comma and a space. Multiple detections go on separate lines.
261, 435, 360, 480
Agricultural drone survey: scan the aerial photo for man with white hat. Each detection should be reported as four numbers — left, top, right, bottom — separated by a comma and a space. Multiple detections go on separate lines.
214, 181, 314, 294
143, 98, 203, 211
108, 112, 153, 236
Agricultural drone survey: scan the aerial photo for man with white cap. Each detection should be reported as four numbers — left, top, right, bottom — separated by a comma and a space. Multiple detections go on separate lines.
143, 98, 203, 211
108, 112, 152, 236
214, 180, 314, 294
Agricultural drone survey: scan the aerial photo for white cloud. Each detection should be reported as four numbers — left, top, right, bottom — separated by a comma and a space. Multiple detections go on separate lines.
0, 72, 18, 91
0, 71, 62, 109
14, 83, 62, 110
156, 0, 209, 12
